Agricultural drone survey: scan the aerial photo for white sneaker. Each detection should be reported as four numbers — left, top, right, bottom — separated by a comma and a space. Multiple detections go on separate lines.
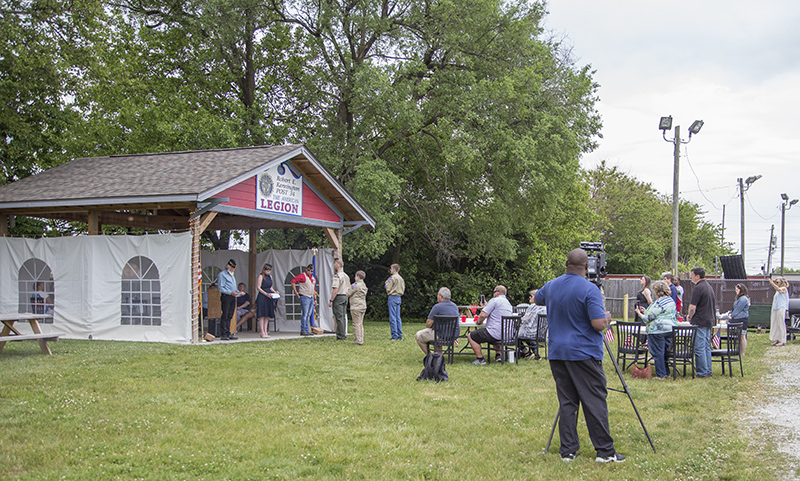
596, 453, 625, 463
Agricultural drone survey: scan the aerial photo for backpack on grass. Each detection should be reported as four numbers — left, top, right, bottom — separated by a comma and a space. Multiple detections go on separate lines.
417, 352, 448, 382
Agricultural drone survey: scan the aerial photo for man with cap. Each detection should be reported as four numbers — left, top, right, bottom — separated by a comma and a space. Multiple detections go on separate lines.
216, 259, 239, 341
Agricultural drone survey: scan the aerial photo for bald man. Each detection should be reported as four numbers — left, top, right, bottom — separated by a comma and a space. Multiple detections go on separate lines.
535, 249, 624, 463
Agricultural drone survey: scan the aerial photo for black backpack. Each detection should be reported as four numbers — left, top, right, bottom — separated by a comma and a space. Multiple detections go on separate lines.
417, 352, 449, 382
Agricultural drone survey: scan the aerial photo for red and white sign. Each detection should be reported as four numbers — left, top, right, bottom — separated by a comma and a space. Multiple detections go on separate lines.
256, 163, 303, 217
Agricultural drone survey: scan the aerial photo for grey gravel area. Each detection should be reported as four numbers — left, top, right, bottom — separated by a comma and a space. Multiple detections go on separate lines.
747, 342, 800, 480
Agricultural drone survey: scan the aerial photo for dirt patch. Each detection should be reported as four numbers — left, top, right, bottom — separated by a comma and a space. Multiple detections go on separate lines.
746, 342, 800, 480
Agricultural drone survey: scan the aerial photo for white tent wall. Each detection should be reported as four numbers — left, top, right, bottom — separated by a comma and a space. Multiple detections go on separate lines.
0, 233, 193, 343
201, 248, 335, 332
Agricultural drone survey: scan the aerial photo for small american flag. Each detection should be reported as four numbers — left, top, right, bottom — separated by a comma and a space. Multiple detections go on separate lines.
604, 328, 615, 343
712, 331, 721, 349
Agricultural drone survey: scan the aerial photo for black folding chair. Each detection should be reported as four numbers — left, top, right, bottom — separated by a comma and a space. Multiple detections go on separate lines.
533, 313, 548, 359
615, 321, 650, 371
429, 316, 460, 364
491, 315, 521, 365
667, 325, 698, 379
711, 322, 744, 377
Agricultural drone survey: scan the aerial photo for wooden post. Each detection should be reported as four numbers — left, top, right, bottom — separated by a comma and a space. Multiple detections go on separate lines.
87, 210, 100, 235
191, 211, 217, 343
0, 214, 6, 237
249, 229, 258, 299
190, 212, 201, 343
324, 227, 342, 260
623, 294, 629, 323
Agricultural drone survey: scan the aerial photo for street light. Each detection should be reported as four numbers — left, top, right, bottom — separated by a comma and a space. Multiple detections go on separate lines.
660, 115, 704, 275
781, 193, 799, 275
738, 174, 762, 267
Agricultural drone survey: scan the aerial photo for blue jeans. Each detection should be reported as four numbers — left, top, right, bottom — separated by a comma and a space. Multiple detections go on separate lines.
388, 295, 402, 339
647, 332, 672, 378
694, 326, 712, 377
299, 295, 314, 333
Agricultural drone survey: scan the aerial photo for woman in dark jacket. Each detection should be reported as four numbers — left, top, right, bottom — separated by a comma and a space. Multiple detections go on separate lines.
721, 283, 750, 356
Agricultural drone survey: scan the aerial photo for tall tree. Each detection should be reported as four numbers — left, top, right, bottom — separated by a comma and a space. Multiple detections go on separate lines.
267, 0, 602, 266
0, 0, 104, 184
585, 161, 730, 276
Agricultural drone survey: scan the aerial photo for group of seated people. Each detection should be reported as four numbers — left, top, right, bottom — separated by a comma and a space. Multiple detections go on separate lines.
414, 285, 547, 364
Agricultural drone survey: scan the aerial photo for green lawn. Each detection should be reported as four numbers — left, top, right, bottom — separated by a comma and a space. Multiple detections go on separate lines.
0, 322, 792, 480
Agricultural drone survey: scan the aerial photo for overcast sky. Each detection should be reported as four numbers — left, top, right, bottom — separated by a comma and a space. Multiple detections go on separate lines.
544, 1, 800, 275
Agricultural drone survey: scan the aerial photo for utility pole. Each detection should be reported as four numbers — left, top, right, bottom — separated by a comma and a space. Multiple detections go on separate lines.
671, 126, 681, 275
739, 177, 745, 267
766, 225, 775, 276
738, 175, 762, 271
781, 193, 799, 275
660, 116, 703, 275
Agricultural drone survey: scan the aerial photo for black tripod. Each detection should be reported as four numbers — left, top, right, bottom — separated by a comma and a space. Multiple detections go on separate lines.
545, 335, 656, 454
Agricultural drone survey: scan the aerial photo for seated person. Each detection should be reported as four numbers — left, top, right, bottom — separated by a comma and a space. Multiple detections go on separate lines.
234, 283, 256, 331
415, 287, 459, 355
519, 289, 546, 360
31, 282, 54, 314
468, 285, 513, 364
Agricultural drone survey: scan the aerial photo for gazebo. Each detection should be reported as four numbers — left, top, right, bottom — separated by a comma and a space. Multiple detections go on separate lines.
0, 145, 375, 343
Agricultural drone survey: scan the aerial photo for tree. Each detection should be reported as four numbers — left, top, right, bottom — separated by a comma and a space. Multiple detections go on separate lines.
0, 0, 104, 185
585, 161, 730, 276
267, 0, 601, 268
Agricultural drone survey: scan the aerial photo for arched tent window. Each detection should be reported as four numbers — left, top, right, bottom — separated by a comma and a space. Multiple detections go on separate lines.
18, 258, 54, 322
121, 256, 161, 326
283, 267, 305, 322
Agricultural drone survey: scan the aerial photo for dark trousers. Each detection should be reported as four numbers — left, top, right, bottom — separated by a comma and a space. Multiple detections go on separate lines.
333, 294, 348, 340
220, 293, 236, 336
549, 359, 616, 458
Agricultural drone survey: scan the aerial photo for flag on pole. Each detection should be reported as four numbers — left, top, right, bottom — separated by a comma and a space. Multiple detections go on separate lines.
712, 331, 721, 349
311, 248, 318, 328
604, 327, 615, 344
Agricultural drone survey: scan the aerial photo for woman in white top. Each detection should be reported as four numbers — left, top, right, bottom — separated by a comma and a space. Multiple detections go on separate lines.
769, 277, 789, 346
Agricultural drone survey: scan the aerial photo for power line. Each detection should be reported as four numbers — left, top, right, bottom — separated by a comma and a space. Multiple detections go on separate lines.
745, 195, 779, 221
683, 146, 722, 210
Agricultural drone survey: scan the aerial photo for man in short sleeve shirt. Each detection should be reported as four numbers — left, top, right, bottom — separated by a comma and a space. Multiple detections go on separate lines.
534, 249, 624, 463
329, 259, 350, 340
467, 285, 513, 364
415, 287, 459, 354
686, 266, 716, 378
385, 264, 405, 340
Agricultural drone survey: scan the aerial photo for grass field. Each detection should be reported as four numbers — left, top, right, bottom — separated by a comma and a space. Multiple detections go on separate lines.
0, 321, 792, 480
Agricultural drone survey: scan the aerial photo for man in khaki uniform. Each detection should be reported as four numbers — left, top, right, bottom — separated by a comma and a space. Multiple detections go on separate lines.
347, 271, 368, 345
329, 259, 350, 340
385, 263, 405, 340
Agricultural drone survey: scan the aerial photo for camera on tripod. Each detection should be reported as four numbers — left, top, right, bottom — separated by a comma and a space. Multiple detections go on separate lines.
579, 241, 607, 283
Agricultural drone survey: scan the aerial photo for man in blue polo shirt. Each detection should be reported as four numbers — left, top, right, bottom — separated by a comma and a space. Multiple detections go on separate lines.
535, 249, 624, 463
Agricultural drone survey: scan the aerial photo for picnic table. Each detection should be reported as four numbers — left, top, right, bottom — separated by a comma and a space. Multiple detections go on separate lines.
0, 313, 59, 355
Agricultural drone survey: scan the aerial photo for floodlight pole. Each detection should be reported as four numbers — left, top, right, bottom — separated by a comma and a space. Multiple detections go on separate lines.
739, 175, 762, 270
670, 126, 681, 275
781, 195, 798, 276
661, 117, 702, 276
739, 177, 746, 267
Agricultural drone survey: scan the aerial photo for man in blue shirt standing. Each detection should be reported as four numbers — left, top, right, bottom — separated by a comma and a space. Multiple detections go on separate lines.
535, 249, 624, 463
216, 259, 239, 341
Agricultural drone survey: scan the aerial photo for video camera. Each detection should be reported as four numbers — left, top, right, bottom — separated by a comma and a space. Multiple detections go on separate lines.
580, 242, 607, 285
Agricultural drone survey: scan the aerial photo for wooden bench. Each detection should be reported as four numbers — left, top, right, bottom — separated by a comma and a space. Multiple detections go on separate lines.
0, 333, 60, 355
